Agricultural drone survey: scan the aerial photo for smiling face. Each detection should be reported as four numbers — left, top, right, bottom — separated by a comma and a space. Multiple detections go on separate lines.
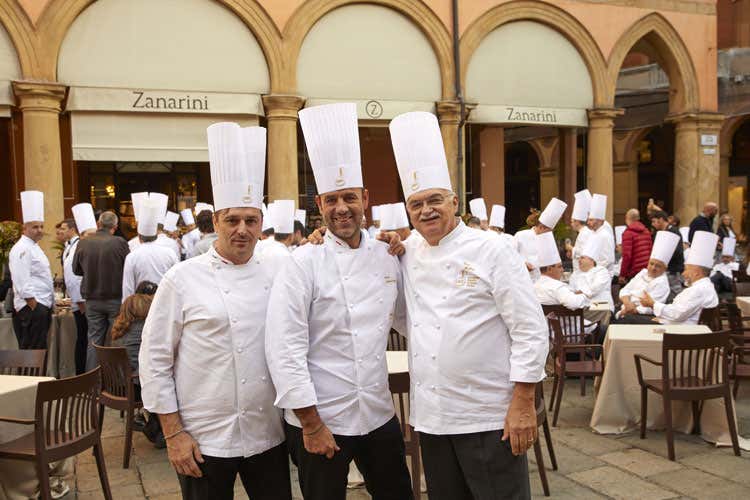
212, 207, 262, 264
315, 188, 368, 246
647, 259, 666, 278
406, 189, 458, 245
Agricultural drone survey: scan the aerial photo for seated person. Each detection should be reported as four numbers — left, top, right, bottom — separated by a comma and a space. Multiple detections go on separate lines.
534, 232, 589, 311
640, 231, 719, 325
615, 230, 678, 323
569, 236, 613, 312
710, 236, 737, 295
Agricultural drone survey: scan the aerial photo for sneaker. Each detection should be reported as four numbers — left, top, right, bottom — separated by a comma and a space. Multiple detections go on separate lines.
132, 413, 146, 432
48, 478, 70, 499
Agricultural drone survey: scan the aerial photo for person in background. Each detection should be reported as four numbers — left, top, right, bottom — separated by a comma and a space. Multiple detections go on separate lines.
586, 194, 616, 277
292, 220, 307, 248
716, 212, 736, 242
514, 198, 567, 282
534, 232, 590, 311
650, 211, 685, 301
181, 209, 200, 259
191, 209, 218, 257
566, 189, 593, 274
67, 203, 97, 374
469, 198, 490, 230
466, 216, 482, 229
688, 201, 718, 243
618, 209, 652, 284
710, 237, 737, 295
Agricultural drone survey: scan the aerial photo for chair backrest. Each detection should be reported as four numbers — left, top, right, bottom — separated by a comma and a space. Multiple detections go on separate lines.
33, 367, 101, 462
388, 372, 412, 438
733, 268, 750, 283
661, 332, 729, 391
387, 329, 408, 351
724, 302, 743, 332
0, 349, 47, 376
698, 307, 722, 332
94, 345, 133, 401
541, 305, 586, 343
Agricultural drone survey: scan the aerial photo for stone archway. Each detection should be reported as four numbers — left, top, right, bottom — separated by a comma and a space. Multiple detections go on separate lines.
0, 1, 39, 78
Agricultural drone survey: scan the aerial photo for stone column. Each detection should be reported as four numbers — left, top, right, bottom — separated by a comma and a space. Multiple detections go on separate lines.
586, 108, 623, 222
669, 112, 724, 225
12, 81, 67, 275
720, 151, 730, 212
436, 100, 463, 206
558, 128, 577, 220
478, 126, 504, 206
262, 94, 305, 204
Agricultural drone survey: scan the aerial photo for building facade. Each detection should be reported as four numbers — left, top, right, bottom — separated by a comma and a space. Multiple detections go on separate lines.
0, 0, 740, 265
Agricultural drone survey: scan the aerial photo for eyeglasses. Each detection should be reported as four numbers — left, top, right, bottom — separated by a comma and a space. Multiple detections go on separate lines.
407, 194, 449, 212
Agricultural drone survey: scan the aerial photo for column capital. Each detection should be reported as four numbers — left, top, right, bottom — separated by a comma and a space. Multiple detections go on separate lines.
262, 94, 305, 120
666, 111, 724, 131
435, 100, 461, 125
12, 81, 67, 113
587, 107, 624, 124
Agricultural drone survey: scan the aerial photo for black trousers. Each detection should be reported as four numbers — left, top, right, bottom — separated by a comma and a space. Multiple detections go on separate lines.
419, 430, 530, 500
176, 443, 292, 500
711, 273, 733, 294
611, 313, 657, 325
286, 416, 413, 500
12, 304, 51, 349
73, 309, 88, 375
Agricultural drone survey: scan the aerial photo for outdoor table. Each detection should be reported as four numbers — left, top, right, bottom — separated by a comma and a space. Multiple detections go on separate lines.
735, 296, 750, 317
590, 324, 750, 450
386, 351, 409, 374
0, 310, 77, 378
0, 374, 71, 500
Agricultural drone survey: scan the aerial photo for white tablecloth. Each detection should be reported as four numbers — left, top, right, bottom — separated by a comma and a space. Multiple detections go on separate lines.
0, 312, 77, 378
387, 351, 409, 374
736, 296, 750, 317
590, 325, 750, 450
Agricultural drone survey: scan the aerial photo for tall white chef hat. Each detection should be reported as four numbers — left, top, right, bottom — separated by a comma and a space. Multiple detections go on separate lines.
130, 192, 148, 221
685, 231, 718, 268
679, 227, 690, 244
20, 191, 44, 224
722, 237, 737, 257
299, 103, 362, 195
581, 233, 602, 261
380, 203, 410, 231
469, 198, 488, 221
194, 202, 214, 214
589, 194, 607, 220
208, 122, 265, 211
180, 208, 195, 226
489, 204, 506, 229
615, 225, 626, 245
538, 197, 567, 229
389, 111, 452, 199
571, 189, 592, 222
536, 232, 561, 268
270, 200, 295, 234
262, 202, 274, 232
371, 205, 382, 222
650, 230, 680, 266
138, 200, 161, 237
295, 209, 307, 226
163, 211, 179, 232
148, 193, 169, 224
72, 203, 97, 234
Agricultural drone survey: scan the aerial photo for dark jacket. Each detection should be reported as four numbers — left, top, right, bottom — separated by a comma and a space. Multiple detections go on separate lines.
665, 225, 685, 273
620, 221, 652, 279
688, 214, 713, 242
73, 229, 129, 300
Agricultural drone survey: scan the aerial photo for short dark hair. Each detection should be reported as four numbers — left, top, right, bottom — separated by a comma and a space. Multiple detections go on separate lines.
670, 214, 680, 225
262, 228, 274, 237
62, 218, 77, 232
294, 220, 306, 237
135, 281, 158, 295
274, 233, 291, 242
467, 216, 481, 226
651, 210, 669, 221
140, 234, 157, 243
196, 210, 214, 234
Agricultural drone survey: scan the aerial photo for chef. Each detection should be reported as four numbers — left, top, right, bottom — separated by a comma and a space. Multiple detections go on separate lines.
379, 202, 411, 242
128, 192, 148, 251
710, 237, 738, 294
153, 202, 181, 259
534, 231, 590, 311
139, 123, 291, 500
488, 203, 517, 249
367, 205, 382, 239
68, 202, 97, 374
513, 197, 567, 282
257, 200, 295, 277
615, 230, 677, 323
8, 191, 54, 349
469, 197, 489, 230
566, 189, 593, 273
390, 111, 548, 500
180, 208, 200, 259
121, 199, 179, 300
587, 194, 616, 276
640, 231, 719, 325
266, 103, 412, 500
569, 236, 614, 312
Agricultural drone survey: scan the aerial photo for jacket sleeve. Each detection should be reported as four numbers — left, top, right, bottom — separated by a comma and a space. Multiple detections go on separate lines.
638, 276, 670, 314
620, 229, 633, 277
653, 287, 702, 323
121, 255, 135, 302
72, 241, 84, 277
555, 285, 589, 310
9, 247, 33, 299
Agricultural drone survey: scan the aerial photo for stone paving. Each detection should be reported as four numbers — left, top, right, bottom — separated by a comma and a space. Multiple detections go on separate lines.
61, 378, 750, 499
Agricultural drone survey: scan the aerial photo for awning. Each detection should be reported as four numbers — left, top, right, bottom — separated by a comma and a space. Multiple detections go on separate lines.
304, 98, 435, 121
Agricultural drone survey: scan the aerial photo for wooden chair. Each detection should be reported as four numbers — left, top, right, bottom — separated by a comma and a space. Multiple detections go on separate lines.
94, 344, 142, 468
387, 328, 408, 351
0, 349, 47, 376
547, 314, 604, 426
634, 332, 741, 461
722, 303, 750, 398
732, 268, 750, 284
732, 280, 750, 298
532, 383, 557, 497
388, 371, 420, 497
698, 307, 722, 332
0, 368, 112, 500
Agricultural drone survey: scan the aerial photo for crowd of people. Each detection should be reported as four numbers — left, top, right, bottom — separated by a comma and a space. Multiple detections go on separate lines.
1, 101, 740, 500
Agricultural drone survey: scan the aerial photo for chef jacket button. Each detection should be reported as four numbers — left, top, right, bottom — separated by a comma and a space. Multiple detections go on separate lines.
344, 276, 349, 281
431, 354, 436, 360
264, 285, 269, 291
378, 326, 383, 331
412, 266, 418, 270
445, 264, 450, 269
349, 304, 354, 309
431, 385, 436, 390
413, 352, 418, 357
442, 296, 447, 300
223, 289, 230, 294
416, 381, 421, 386
231, 318, 238, 323
237, 348, 243, 353
241, 410, 246, 415
241, 378, 246, 384
435, 324, 441, 330
375, 382, 379, 386
376, 355, 381, 360
378, 298, 383, 303
357, 358, 362, 363
359, 386, 363, 391
261, 376, 267, 381
259, 407, 264, 412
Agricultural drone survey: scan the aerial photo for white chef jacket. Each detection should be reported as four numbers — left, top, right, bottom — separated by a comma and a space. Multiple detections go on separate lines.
63, 237, 83, 312
192, 233, 218, 256
653, 276, 718, 325
266, 230, 399, 436
711, 262, 738, 280
402, 222, 548, 435
534, 274, 589, 310
513, 228, 541, 282
181, 228, 200, 259
571, 226, 592, 273
121, 242, 179, 301
569, 266, 614, 311
592, 223, 616, 277
139, 246, 285, 458
8, 235, 54, 312
128, 236, 140, 252
490, 230, 518, 252
618, 269, 669, 315
155, 233, 181, 259
257, 239, 292, 278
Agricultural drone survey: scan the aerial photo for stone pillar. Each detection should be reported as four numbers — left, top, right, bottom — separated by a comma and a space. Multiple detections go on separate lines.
12, 81, 67, 275
720, 151, 730, 212
558, 128, 577, 220
586, 108, 623, 222
478, 126, 504, 206
669, 112, 724, 225
262, 94, 305, 204
436, 100, 463, 206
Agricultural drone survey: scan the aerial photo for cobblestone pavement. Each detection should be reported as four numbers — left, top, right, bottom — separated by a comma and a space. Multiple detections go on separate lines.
61, 378, 750, 499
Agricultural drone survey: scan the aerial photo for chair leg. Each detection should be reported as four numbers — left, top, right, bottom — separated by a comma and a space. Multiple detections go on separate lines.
98, 403, 105, 435
411, 446, 421, 497
124, 406, 134, 468
549, 375, 558, 412
553, 375, 565, 427
691, 401, 701, 435
533, 437, 550, 496
640, 386, 648, 439
94, 441, 113, 500
580, 376, 586, 396
35, 459, 52, 500
542, 419, 557, 471
663, 395, 676, 461
733, 379, 740, 400
723, 393, 742, 457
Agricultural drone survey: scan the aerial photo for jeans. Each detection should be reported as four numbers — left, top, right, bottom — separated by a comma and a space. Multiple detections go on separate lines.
85, 299, 121, 371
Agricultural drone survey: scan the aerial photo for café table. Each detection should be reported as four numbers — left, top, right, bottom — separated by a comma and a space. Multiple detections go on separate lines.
735, 296, 750, 317
0, 375, 71, 500
590, 324, 750, 450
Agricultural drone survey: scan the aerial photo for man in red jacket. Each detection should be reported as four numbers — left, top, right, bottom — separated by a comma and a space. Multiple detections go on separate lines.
619, 209, 653, 283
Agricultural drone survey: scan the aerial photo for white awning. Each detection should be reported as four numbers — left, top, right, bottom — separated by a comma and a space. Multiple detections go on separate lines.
304, 98, 435, 121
